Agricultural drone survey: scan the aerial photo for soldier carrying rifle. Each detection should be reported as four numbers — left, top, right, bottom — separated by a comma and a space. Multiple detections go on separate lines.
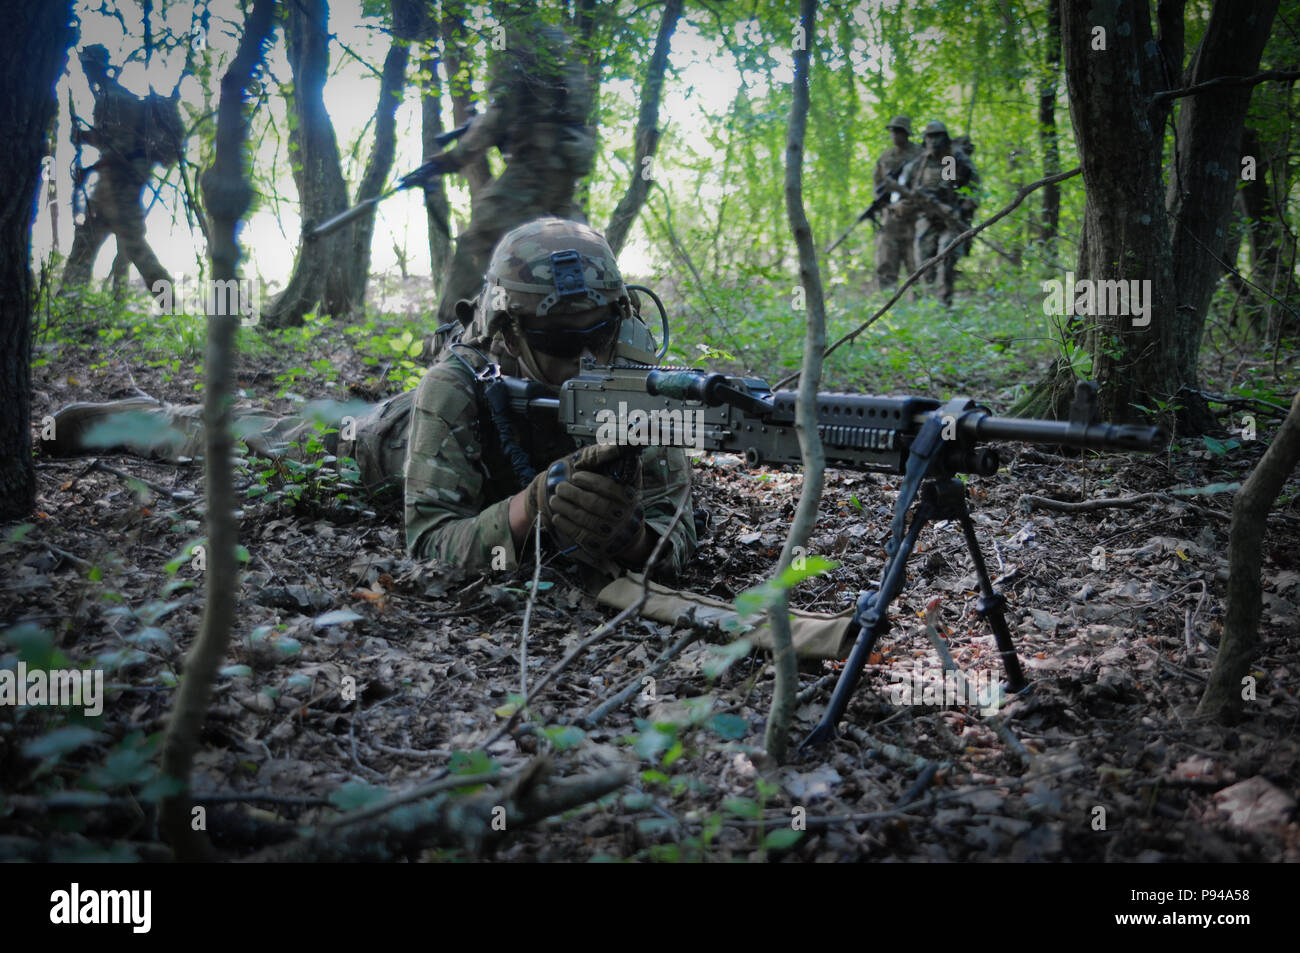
895, 120, 980, 305
872, 115, 922, 289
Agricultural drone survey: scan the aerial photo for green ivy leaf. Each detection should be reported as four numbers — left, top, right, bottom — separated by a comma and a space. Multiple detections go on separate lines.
703, 638, 752, 679
540, 724, 585, 751
328, 781, 389, 811
1172, 482, 1241, 497
722, 796, 761, 819
762, 828, 804, 850
706, 712, 749, 740
448, 750, 498, 777
22, 726, 104, 760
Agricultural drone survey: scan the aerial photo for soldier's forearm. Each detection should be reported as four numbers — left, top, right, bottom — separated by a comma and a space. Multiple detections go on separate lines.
508, 491, 530, 547
407, 497, 517, 572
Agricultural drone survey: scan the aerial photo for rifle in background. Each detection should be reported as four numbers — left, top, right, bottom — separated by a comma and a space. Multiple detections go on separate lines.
306, 113, 477, 240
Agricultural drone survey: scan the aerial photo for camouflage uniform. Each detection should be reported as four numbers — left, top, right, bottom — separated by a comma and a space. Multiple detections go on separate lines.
405, 218, 695, 579
432, 22, 595, 326
899, 121, 980, 305
61, 46, 184, 298
872, 116, 922, 289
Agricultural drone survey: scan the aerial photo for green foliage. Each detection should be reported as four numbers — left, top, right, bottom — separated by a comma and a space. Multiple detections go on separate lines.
329, 781, 389, 811
242, 421, 364, 518
733, 556, 839, 619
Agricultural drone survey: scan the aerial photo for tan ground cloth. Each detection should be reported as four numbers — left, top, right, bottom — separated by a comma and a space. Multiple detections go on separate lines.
596, 572, 856, 660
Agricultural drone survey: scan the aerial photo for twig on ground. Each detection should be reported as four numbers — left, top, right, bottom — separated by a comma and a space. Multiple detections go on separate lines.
91, 459, 195, 501
581, 623, 706, 727
519, 518, 542, 704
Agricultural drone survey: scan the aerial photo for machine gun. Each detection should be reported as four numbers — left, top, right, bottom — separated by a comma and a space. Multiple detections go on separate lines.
306, 113, 477, 240
486, 360, 1166, 748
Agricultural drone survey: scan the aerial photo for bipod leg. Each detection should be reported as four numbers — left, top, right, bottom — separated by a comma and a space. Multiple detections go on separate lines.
944, 480, 1028, 693
800, 486, 939, 749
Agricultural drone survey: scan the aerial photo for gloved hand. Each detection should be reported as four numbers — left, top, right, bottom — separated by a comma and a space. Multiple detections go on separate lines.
521, 443, 638, 535
551, 469, 647, 564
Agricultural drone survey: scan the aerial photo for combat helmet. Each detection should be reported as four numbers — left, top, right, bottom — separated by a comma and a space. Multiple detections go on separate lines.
467, 217, 640, 381
922, 120, 950, 138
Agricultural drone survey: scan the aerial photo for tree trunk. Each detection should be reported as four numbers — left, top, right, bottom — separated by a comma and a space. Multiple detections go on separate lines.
343, 34, 409, 306
1050, 0, 1181, 426
605, 0, 683, 256
1198, 389, 1300, 722
767, 0, 828, 765
160, 0, 276, 861
388, 0, 450, 293
1029, 0, 1281, 432
0, 1, 73, 522
421, 50, 452, 290
1166, 0, 1278, 432
1035, 0, 1061, 259
260, 0, 352, 327
1239, 125, 1299, 335
440, 6, 492, 206
573, 0, 602, 216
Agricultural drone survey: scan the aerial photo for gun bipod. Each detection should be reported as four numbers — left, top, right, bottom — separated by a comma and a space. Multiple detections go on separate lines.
800, 475, 1030, 751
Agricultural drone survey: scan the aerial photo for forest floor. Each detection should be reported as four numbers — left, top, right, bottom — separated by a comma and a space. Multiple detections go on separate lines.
4, 282, 1300, 862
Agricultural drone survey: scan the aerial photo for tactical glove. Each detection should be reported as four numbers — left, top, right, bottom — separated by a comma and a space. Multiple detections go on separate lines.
550, 469, 647, 565
521, 443, 638, 535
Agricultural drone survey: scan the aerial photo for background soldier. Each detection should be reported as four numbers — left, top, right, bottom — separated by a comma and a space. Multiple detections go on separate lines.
60, 45, 185, 301
897, 120, 980, 305
872, 115, 922, 289
424, 20, 596, 329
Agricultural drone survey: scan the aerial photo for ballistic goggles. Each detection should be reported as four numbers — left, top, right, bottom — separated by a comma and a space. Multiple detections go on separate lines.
520, 308, 621, 358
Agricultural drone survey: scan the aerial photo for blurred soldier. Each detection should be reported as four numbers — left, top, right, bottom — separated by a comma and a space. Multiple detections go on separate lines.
872, 115, 922, 289
897, 120, 979, 305
423, 19, 596, 332
60, 45, 185, 301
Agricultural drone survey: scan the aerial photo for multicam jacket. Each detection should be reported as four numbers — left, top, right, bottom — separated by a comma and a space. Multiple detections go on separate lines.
403, 322, 696, 580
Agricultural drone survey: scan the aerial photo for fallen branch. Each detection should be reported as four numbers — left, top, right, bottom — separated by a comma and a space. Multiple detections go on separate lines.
1018, 491, 1166, 513
245, 758, 626, 861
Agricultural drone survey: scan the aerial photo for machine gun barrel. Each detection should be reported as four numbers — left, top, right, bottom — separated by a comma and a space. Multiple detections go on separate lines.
954, 410, 1166, 453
